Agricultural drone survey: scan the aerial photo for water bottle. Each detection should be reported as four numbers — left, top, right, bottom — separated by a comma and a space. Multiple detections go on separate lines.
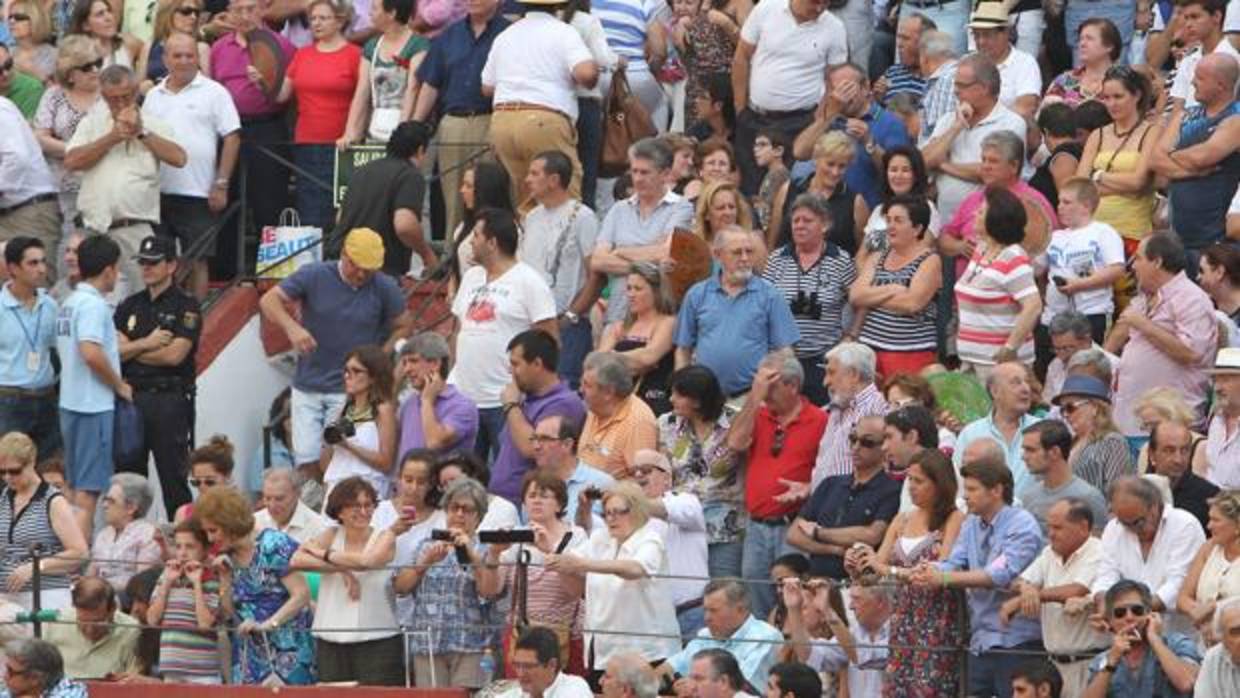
479, 648, 496, 685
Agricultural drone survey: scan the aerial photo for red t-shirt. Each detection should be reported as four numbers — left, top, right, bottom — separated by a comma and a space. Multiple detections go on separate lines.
745, 398, 829, 518
287, 42, 362, 143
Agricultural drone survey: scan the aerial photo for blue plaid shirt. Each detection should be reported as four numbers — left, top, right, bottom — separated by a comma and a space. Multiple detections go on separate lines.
918, 59, 959, 147
0, 678, 88, 698
1087, 633, 1201, 698
406, 540, 494, 653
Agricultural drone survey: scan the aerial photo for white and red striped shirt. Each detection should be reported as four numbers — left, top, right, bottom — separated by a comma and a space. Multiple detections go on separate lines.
812, 383, 890, 485
955, 243, 1038, 365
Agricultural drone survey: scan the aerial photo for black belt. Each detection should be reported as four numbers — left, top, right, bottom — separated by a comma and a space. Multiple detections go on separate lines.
676, 597, 703, 614
0, 192, 57, 216
1049, 649, 1108, 663
109, 218, 157, 231
903, 0, 957, 7
240, 112, 283, 124
444, 109, 492, 118
751, 514, 795, 526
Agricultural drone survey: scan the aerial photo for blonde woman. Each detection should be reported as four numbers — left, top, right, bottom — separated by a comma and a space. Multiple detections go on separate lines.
34, 35, 102, 233
769, 131, 869, 257
1133, 387, 1211, 475
1177, 490, 1240, 645
1053, 374, 1134, 492
68, 0, 142, 69
137, 0, 210, 93
599, 262, 677, 416
692, 179, 753, 245
7, 0, 57, 81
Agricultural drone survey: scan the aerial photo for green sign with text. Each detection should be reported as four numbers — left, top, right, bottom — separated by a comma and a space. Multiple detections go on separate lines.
333, 145, 387, 207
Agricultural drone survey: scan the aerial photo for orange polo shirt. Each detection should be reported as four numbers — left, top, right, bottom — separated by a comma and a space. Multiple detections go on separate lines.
578, 395, 659, 477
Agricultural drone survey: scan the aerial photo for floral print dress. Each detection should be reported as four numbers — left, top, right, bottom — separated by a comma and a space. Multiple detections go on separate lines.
230, 529, 316, 685
884, 531, 964, 698
681, 14, 736, 121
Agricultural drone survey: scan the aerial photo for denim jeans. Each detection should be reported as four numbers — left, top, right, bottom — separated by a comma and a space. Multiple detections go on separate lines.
290, 388, 348, 466
577, 97, 604, 210
1066, 0, 1135, 66
294, 144, 338, 231
708, 540, 745, 579
677, 605, 706, 641
967, 641, 1045, 698
474, 406, 505, 464
558, 316, 594, 391
741, 520, 793, 621
0, 393, 61, 460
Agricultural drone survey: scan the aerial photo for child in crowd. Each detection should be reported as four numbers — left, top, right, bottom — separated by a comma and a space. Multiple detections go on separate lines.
752, 128, 791, 230
148, 518, 222, 684
1030, 103, 1082, 209
1042, 178, 1126, 345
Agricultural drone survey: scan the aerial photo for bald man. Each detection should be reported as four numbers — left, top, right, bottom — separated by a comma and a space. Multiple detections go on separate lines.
141, 32, 241, 299
954, 362, 1040, 494
1153, 52, 1240, 265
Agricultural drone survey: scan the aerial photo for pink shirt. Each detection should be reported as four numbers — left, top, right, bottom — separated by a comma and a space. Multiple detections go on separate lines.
943, 181, 1058, 277
417, 0, 466, 37
1113, 272, 1218, 435
209, 30, 295, 118
91, 519, 163, 591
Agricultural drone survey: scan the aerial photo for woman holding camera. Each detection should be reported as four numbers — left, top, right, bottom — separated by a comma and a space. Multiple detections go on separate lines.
322, 345, 398, 503
396, 477, 503, 688
761, 192, 857, 405
486, 471, 590, 676
547, 481, 680, 681
291, 476, 404, 685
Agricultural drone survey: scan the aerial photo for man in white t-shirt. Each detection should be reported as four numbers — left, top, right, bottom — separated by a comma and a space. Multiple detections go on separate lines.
496, 626, 593, 698
449, 208, 559, 460
732, 0, 848, 195
967, 3, 1041, 119
923, 53, 1028, 218
482, 0, 597, 203
1171, 0, 1240, 111
1042, 179, 1126, 329
521, 150, 601, 388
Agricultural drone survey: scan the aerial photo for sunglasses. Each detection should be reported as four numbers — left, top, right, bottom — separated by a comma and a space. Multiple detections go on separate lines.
771, 426, 787, 457
175, 6, 201, 15
529, 434, 566, 444
1111, 603, 1148, 619
7, 13, 30, 21
188, 478, 220, 488
75, 58, 104, 73
1060, 400, 1089, 416
848, 433, 883, 449
0, 467, 25, 477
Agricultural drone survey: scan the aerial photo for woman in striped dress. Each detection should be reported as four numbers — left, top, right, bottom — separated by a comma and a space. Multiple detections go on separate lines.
0, 432, 87, 611
850, 195, 942, 380
147, 518, 221, 684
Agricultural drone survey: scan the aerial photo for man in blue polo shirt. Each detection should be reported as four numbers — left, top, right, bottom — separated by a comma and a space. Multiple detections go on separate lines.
412, 0, 509, 238
674, 227, 800, 401
56, 236, 130, 523
790, 62, 912, 208
0, 237, 60, 460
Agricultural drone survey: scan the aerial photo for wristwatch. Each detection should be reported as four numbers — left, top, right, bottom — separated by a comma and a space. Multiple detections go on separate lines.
563, 310, 581, 324
1101, 662, 1118, 673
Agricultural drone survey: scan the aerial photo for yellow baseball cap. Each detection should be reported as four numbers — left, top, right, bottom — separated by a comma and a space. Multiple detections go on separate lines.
343, 228, 385, 271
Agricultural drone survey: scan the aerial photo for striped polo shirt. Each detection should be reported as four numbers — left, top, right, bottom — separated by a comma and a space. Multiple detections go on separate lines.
157, 580, 222, 679
762, 243, 858, 359
954, 243, 1038, 365
593, 0, 662, 67
880, 62, 927, 106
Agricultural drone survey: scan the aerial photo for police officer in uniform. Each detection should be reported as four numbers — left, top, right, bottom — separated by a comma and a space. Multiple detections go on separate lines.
114, 236, 200, 516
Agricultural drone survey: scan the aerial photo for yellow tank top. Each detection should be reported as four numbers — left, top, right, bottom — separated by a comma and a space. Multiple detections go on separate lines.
1092, 149, 1156, 241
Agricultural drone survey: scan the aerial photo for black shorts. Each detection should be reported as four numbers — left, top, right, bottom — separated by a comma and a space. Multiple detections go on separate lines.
158, 194, 218, 257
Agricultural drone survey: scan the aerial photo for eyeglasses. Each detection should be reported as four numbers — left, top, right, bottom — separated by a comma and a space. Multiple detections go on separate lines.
511, 660, 546, 672
0, 467, 25, 477
189, 478, 220, 488
771, 426, 787, 457
7, 13, 30, 22
346, 501, 376, 512
529, 434, 566, 444
848, 433, 883, 449
1111, 603, 1148, 619
447, 503, 478, 515
74, 58, 104, 73
603, 507, 631, 519
1060, 400, 1088, 416
175, 6, 201, 16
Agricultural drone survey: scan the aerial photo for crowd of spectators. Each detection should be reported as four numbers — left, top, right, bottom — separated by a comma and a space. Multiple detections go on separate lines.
1, 0, 1240, 695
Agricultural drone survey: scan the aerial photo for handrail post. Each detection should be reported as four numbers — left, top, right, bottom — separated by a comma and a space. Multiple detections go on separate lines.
30, 544, 43, 638
236, 156, 249, 279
